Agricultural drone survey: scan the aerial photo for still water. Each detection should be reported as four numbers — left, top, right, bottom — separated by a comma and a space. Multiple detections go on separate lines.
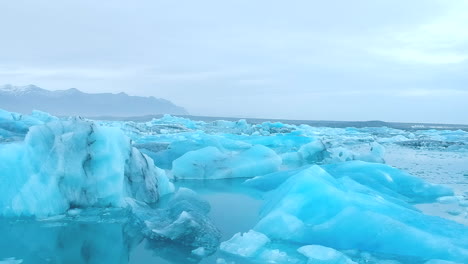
0, 179, 263, 264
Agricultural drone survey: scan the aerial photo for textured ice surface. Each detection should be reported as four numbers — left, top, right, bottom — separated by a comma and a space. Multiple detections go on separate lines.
129, 188, 221, 254
254, 166, 468, 262
0, 116, 173, 216
424, 260, 464, 264
0, 109, 57, 142
297, 245, 357, 264
245, 160, 453, 203
220, 230, 270, 257
172, 145, 281, 179
322, 161, 453, 203
219, 229, 303, 263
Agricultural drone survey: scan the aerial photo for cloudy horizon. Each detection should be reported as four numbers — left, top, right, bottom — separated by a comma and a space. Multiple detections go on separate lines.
1, 0, 467, 124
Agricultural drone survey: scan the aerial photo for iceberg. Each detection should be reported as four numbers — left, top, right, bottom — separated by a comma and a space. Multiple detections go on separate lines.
130, 188, 221, 253
0, 109, 58, 142
220, 229, 302, 263
137, 131, 251, 170
424, 260, 464, 264
0, 116, 174, 216
172, 145, 281, 179
297, 245, 357, 264
253, 166, 468, 262
245, 161, 453, 203
0, 110, 222, 261
321, 161, 453, 203
219, 230, 270, 257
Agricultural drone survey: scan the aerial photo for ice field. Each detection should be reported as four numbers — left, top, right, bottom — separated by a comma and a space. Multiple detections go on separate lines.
0, 109, 467, 264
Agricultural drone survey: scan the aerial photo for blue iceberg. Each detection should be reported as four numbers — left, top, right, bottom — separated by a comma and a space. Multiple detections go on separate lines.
172, 145, 282, 180
0, 115, 174, 216
253, 166, 467, 262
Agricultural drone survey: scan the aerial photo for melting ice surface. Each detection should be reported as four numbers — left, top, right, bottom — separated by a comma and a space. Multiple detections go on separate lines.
0, 109, 467, 264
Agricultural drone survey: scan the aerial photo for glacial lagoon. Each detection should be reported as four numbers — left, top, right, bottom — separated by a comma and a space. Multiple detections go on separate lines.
0, 110, 467, 264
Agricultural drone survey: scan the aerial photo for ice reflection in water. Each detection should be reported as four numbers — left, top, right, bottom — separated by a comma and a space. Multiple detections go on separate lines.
0, 180, 263, 264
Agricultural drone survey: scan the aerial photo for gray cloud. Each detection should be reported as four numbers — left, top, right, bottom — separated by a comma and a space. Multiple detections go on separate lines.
0, 0, 467, 123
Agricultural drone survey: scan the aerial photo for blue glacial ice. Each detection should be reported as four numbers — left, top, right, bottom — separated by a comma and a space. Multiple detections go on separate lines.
0, 109, 57, 142
0, 110, 223, 260
252, 166, 467, 262
322, 161, 453, 203
1, 110, 467, 264
220, 230, 303, 263
172, 145, 282, 179
0, 117, 174, 216
297, 245, 357, 264
245, 161, 453, 203
129, 187, 221, 254
220, 229, 270, 258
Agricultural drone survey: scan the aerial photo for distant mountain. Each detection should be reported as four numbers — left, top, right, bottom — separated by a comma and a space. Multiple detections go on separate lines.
0, 84, 188, 117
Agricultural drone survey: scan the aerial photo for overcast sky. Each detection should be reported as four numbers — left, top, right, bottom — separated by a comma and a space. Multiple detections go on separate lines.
1, 0, 467, 124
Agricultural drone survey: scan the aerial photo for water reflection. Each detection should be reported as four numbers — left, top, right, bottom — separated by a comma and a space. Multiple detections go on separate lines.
0, 217, 210, 264
0, 180, 264, 264
0, 218, 133, 264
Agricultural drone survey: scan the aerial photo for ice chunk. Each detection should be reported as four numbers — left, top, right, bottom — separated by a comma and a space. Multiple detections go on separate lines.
356, 142, 385, 163
216, 258, 234, 264
148, 114, 202, 130
424, 260, 464, 264
254, 165, 468, 262
437, 196, 462, 204
237, 133, 314, 153
191, 247, 207, 257
0, 117, 174, 216
322, 161, 453, 203
244, 165, 311, 191
130, 188, 221, 253
172, 145, 281, 179
256, 248, 296, 264
324, 142, 386, 164
219, 230, 270, 257
245, 160, 453, 204
298, 139, 327, 163
0, 109, 58, 142
137, 131, 251, 169
219, 230, 312, 263
0, 258, 23, 264
297, 245, 356, 264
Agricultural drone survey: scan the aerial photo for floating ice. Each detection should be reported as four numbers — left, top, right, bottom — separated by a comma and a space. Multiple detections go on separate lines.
220, 230, 270, 257
254, 165, 468, 262
245, 161, 453, 203
130, 188, 221, 253
0, 116, 173, 216
424, 260, 464, 264
322, 161, 454, 203
0, 258, 23, 264
172, 145, 282, 179
0, 109, 58, 141
135, 131, 252, 169
220, 229, 302, 263
297, 245, 356, 264
191, 247, 207, 257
